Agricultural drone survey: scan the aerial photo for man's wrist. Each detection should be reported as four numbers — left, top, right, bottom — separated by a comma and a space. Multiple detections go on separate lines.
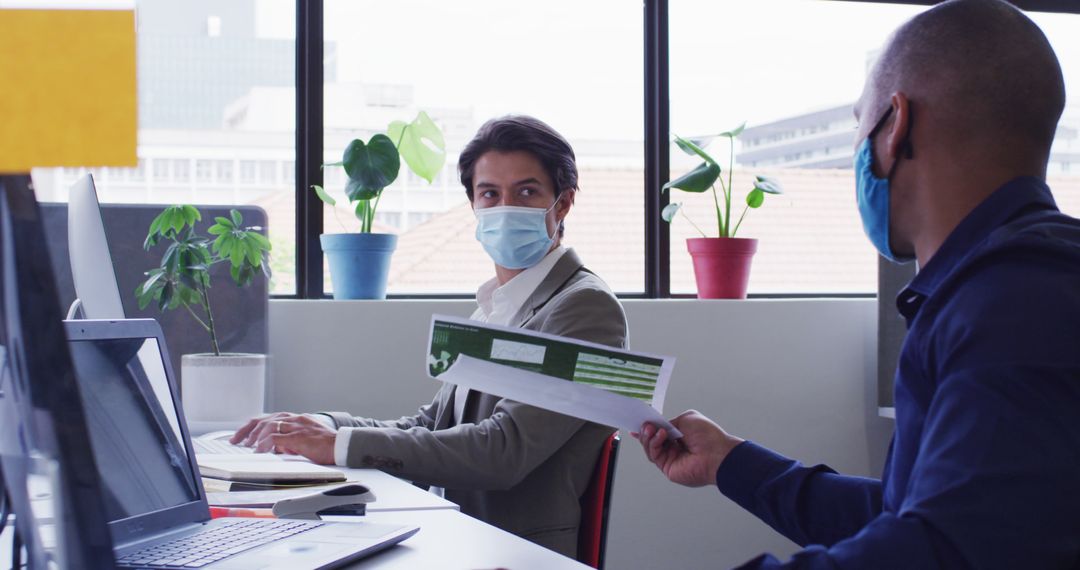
333, 428, 351, 466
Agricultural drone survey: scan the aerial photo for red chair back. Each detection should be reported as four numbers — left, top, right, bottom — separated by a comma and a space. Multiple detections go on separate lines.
577, 432, 620, 569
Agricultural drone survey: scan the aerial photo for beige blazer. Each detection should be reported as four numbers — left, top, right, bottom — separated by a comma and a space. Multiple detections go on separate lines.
320, 249, 627, 558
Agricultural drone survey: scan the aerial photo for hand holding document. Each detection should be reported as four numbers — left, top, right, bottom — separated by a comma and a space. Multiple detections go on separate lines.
426, 315, 682, 439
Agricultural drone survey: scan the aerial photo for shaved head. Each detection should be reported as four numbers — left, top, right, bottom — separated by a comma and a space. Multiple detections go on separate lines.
870, 0, 1064, 156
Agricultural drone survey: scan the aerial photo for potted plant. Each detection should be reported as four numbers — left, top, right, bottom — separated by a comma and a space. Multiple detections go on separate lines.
136, 205, 271, 425
662, 123, 782, 299
313, 111, 446, 299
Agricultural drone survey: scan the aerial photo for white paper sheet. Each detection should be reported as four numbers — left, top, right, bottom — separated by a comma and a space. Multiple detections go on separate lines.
427, 315, 681, 439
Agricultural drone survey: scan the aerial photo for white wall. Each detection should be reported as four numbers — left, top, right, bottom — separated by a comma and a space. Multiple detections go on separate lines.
268, 299, 894, 569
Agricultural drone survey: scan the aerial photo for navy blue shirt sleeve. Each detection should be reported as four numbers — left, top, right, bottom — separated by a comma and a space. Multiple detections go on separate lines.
716, 441, 882, 548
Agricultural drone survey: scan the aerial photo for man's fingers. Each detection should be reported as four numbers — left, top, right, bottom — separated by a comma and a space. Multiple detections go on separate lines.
231, 417, 263, 443
269, 431, 299, 454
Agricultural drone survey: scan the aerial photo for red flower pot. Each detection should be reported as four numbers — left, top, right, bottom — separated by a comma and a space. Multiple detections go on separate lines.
687, 237, 758, 299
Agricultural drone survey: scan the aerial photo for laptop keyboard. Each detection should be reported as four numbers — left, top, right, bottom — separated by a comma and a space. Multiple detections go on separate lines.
116, 518, 325, 568
193, 437, 252, 455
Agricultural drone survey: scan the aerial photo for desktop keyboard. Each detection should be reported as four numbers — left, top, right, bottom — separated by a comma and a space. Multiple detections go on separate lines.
116, 518, 325, 568
193, 437, 253, 455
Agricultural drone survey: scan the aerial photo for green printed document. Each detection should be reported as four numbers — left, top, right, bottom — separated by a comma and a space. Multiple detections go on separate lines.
426, 315, 681, 438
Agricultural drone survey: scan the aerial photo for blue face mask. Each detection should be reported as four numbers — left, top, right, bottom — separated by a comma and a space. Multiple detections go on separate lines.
474, 201, 559, 270
855, 108, 914, 263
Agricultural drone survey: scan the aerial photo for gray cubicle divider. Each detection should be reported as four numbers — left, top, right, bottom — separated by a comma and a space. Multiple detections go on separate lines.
876, 256, 917, 409
41, 203, 269, 395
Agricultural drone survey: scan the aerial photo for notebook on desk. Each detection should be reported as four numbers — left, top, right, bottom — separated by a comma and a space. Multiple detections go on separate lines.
65, 318, 418, 569
193, 431, 347, 484
198, 457, 346, 484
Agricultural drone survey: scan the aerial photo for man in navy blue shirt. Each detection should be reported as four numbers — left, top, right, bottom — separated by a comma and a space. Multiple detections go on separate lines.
637, 1, 1080, 567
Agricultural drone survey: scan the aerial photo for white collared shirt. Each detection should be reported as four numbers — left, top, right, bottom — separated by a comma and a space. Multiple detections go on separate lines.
331, 245, 568, 466
456, 245, 567, 421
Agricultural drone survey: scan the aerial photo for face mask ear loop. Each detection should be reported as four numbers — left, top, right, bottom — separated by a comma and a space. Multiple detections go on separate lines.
546, 194, 565, 236
875, 104, 914, 179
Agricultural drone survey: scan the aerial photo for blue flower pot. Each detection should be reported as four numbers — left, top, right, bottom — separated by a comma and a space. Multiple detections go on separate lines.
320, 233, 398, 300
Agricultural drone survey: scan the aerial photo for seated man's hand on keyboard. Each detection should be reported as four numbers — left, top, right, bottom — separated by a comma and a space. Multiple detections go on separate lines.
231, 412, 337, 465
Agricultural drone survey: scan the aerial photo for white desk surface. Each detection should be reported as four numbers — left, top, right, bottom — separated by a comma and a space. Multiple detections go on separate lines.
207, 468, 458, 513
332, 509, 591, 570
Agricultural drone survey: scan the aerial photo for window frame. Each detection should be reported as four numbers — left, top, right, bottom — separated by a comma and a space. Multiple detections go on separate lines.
281, 0, 1080, 300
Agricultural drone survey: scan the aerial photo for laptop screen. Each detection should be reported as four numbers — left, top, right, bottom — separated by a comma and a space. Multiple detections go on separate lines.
67, 335, 201, 523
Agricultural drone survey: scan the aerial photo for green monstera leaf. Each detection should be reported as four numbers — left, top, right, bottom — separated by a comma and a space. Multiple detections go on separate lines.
342, 134, 400, 200
388, 111, 446, 183
662, 161, 721, 193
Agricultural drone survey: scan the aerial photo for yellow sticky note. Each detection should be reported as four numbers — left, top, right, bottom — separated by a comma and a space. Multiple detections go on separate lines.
0, 9, 137, 173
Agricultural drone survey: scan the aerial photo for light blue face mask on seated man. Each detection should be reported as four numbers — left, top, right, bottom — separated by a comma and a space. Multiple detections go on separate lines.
474, 200, 560, 269
855, 105, 915, 263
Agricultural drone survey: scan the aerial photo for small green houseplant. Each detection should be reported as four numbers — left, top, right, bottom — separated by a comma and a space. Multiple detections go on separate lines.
136, 206, 271, 424
661, 123, 782, 299
136, 206, 271, 354
313, 111, 446, 299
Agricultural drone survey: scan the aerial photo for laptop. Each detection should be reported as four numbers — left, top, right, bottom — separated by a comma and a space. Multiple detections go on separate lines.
64, 318, 419, 569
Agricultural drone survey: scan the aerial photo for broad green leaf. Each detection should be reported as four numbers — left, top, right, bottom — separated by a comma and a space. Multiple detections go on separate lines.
141, 268, 166, 291
661, 202, 682, 223
244, 241, 262, 267
182, 205, 201, 226
214, 216, 234, 229
159, 282, 174, 311
388, 111, 446, 183
247, 232, 272, 250
207, 224, 227, 236
674, 135, 719, 166
230, 209, 243, 227
162, 243, 181, 272
719, 122, 746, 138
746, 188, 765, 208
346, 177, 381, 202
342, 135, 400, 198
168, 207, 185, 234
312, 184, 337, 206
662, 162, 721, 193
212, 233, 230, 254
754, 175, 783, 195
229, 242, 245, 267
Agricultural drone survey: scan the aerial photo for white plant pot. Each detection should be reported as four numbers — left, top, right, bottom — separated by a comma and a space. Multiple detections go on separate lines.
181, 353, 266, 429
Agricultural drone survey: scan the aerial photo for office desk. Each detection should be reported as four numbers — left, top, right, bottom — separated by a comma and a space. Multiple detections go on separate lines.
332, 510, 591, 569
201, 469, 589, 567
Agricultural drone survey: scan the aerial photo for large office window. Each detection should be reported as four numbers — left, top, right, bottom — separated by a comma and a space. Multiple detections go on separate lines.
321, 0, 644, 295
32, 0, 298, 295
668, 1, 1080, 295
668, 1, 921, 295
28, 1, 1080, 298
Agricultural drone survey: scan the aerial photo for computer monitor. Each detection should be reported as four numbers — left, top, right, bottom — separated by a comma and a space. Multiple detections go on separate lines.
0, 174, 116, 568
68, 173, 126, 320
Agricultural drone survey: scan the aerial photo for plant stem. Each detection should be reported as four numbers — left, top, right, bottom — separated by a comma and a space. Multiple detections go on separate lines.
183, 302, 212, 333
198, 280, 221, 356
711, 183, 725, 237
732, 203, 750, 238
369, 192, 382, 232
332, 204, 348, 233
681, 209, 708, 238
725, 140, 734, 240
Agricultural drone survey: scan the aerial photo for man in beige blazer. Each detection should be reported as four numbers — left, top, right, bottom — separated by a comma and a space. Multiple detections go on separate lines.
232, 115, 627, 558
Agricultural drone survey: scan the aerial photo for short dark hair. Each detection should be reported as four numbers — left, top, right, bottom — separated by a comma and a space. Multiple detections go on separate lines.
458, 115, 579, 201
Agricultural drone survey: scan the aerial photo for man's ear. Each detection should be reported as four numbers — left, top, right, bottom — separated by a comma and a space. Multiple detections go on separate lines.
885, 92, 913, 161
555, 189, 575, 221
